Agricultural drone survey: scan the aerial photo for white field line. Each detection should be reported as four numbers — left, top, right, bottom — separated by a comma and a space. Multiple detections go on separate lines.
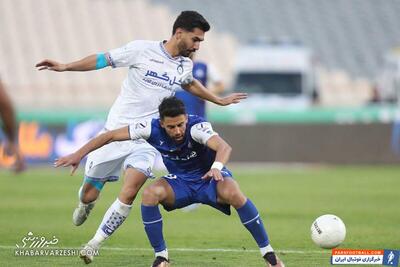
0, 245, 329, 254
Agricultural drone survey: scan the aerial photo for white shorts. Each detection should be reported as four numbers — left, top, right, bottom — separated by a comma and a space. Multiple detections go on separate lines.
84, 138, 157, 182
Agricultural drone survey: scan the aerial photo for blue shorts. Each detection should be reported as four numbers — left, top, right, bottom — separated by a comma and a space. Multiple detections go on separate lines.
161, 168, 233, 215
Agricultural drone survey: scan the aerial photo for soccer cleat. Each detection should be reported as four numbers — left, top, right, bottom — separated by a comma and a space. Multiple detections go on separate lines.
72, 202, 95, 226
79, 243, 98, 264
264, 252, 285, 267
151, 256, 170, 267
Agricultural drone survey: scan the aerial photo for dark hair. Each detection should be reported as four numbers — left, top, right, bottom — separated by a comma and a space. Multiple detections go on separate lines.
172, 11, 210, 34
159, 96, 186, 119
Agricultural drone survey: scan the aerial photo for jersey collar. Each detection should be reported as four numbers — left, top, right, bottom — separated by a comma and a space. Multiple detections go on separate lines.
159, 41, 183, 61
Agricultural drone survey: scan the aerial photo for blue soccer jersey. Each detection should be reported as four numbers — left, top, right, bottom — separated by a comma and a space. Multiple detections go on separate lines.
128, 115, 219, 181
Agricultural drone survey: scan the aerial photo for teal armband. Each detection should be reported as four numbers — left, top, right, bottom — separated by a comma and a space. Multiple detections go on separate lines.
95, 53, 108, 69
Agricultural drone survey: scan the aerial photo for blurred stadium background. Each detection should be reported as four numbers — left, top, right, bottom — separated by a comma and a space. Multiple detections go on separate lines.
1, 0, 400, 165
1, 0, 399, 266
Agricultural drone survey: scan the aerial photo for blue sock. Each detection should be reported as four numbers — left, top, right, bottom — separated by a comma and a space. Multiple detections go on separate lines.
236, 199, 270, 248
141, 204, 166, 252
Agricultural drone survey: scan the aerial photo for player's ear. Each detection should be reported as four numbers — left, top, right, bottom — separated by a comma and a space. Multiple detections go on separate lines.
175, 28, 185, 40
159, 119, 165, 129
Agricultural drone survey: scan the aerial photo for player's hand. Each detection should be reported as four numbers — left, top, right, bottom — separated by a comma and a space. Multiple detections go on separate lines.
3, 142, 26, 174
35, 59, 67, 72
218, 93, 247, 106
54, 153, 81, 175
201, 168, 224, 181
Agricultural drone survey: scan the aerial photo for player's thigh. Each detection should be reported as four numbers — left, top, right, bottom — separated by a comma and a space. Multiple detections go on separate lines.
123, 140, 157, 179
216, 177, 246, 207
142, 178, 175, 207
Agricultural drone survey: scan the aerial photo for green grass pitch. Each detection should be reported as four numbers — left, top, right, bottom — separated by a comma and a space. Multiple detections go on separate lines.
0, 165, 399, 266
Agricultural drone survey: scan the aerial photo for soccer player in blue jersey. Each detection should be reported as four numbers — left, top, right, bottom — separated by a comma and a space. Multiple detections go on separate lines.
55, 97, 284, 267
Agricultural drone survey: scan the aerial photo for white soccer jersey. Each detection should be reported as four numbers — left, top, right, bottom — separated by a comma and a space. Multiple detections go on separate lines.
104, 40, 194, 130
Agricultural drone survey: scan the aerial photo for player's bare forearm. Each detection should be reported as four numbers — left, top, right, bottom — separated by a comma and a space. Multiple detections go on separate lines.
183, 79, 221, 104
183, 80, 247, 106
64, 54, 99, 71
206, 135, 232, 165
54, 126, 130, 172
36, 54, 100, 72
201, 136, 231, 181
76, 127, 131, 159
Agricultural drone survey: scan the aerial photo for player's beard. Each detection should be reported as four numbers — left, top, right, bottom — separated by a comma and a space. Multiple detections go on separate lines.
178, 41, 195, 57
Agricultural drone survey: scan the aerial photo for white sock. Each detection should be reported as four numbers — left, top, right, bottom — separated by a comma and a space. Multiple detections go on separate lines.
155, 249, 168, 260
89, 198, 132, 247
260, 244, 274, 256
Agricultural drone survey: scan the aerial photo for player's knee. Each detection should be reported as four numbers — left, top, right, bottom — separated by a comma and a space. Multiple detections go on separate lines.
141, 185, 163, 206
227, 189, 246, 208
80, 183, 101, 203
119, 190, 137, 205
119, 171, 148, 204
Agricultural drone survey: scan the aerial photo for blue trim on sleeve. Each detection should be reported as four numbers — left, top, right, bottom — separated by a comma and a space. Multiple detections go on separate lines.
95, 53, 108, 69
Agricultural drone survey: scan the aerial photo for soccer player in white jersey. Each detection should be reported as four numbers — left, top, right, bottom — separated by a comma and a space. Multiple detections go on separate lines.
36, 10, 246, 264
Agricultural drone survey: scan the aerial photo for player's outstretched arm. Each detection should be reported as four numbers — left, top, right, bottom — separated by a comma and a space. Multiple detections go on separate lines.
201, 135, 232, 181
183, 79, 247, 106
54, 126, 130, 175
36, 54, 109, 72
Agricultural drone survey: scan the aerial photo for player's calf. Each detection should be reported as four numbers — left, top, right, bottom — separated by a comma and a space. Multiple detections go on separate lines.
72, 181, 103, 226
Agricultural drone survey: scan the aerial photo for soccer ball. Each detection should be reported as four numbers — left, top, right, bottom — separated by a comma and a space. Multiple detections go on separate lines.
310, 214, 346, 249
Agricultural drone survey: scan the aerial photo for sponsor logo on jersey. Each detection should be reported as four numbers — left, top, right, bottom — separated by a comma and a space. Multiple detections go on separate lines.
162, 151, 197, 161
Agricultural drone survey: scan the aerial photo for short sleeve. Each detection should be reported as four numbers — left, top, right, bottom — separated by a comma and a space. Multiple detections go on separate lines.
128, 119, 152, 140
190, 122, 218, 145
106, 40, 147, 68
180, 59, 194, 85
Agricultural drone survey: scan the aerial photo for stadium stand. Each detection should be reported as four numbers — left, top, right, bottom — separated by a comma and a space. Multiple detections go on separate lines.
1, 0, 399, 108
153, 0, 400, 106
0, 0, 236, 109
153, 0, 400, 79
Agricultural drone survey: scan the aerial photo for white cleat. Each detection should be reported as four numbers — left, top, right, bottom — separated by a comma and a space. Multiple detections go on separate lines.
72, 202, 95, 226
79, 243, 98, 264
